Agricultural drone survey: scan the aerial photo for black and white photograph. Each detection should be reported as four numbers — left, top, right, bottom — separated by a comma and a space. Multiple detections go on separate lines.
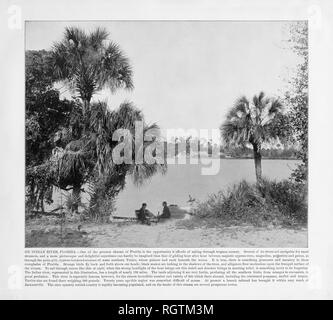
24, 20, 308, 248
3, 0, 333, 302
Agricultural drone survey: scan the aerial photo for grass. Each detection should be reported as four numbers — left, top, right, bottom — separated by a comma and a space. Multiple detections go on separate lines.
26, 227, 90, 247
193, 178, 307, 227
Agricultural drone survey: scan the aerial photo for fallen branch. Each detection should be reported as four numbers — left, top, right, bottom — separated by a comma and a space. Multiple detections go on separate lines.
111, 216, 159, 224
28, 206, 65, 217
112, 216, 138, 221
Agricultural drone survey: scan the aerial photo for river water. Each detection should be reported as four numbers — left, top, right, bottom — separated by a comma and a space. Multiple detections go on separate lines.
114, 159, 299, 217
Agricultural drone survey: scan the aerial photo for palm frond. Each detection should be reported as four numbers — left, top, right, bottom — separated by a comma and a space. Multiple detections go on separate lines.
98, 42, 134, 92
268, 99, 283, 115
221, 92, 285, 149
64, 26, 88, 48
221, 120, 249, 147
112, 101, 143, 130
50, 26, 134, 104
252, 91, 266, 115
59, 148, 86, 179
88, 27, 109, 50
130, 161, 167, 187
51, 42, 71, 81
228, 95, 249, 119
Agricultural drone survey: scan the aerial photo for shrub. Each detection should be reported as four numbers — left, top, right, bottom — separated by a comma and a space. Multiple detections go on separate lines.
84, 197, 116, 223
193, 178, 307, 226
64, 192, 86, 213
258, 178, 307, 223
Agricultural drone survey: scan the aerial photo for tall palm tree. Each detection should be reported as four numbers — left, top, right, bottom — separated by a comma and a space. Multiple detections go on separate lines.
51, 26, 133, 116
50, 26, 165, 213
221, 92, 283, 182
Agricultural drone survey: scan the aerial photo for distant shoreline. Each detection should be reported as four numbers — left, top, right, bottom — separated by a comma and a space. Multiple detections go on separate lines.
174, 155, 299, 160
219, 157, 299, 160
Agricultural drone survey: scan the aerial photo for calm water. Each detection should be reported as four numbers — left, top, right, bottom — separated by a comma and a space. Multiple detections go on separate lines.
114, 159, 299, 217
48, 159, 299, 216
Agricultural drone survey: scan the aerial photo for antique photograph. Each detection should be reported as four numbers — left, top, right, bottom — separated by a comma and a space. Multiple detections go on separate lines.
25, 20, 308, 248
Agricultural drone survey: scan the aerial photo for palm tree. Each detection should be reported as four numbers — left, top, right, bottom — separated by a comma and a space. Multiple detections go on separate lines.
51, 26, 133, 117
50, 26, 165, 213
89, 101, 167, 189
55, 101, 166, 213
221, 91, 283, 182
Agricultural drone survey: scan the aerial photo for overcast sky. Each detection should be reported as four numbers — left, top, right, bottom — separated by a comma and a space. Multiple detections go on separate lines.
26, 21, 299, 132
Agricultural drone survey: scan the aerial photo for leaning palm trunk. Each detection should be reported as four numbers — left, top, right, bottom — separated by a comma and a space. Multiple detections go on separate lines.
252, 142, 262, 183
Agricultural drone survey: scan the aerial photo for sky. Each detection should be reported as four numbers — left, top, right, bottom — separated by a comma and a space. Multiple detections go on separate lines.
25, 21, 299, 132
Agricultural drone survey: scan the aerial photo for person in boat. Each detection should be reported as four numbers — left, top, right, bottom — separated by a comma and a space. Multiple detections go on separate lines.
137, 203, 154, 224
158, 201, 171, 219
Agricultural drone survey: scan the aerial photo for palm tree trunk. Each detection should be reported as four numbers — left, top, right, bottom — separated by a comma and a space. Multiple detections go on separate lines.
82, 99, 90, 116
82, 98, 90, 134
252, 142, 262, 183
72, 183, 81, 214
38, 192, 45, 213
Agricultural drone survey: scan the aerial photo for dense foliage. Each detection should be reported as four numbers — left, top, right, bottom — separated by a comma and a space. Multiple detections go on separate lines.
26, 27, 166, 216
25, 50, 77, 211
193, 179, 307, 226
285, 22, 308, 183
212, 23, 309, 225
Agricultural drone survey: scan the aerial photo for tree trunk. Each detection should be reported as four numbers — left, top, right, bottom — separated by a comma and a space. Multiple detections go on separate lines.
82, 98, 90, 134
82, 99, 90, 116
252, 142, 262, 183
38, 192, 45, 213
72, 184, 81, 214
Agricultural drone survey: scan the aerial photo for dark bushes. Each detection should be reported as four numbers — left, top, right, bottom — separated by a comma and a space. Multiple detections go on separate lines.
193, 178, 307, 226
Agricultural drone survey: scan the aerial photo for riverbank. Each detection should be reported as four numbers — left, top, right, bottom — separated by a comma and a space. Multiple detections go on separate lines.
25, 213, 307, 248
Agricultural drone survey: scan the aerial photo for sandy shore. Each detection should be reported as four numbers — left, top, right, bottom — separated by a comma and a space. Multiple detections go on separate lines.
85, 219, 307, 248
25, 212, 307, 248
